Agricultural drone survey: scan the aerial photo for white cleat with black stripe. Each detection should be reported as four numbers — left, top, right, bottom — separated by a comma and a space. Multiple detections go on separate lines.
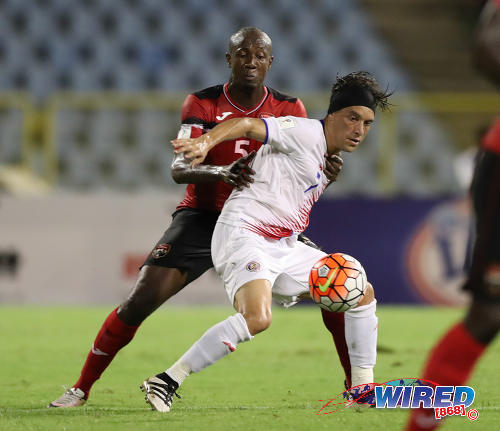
140, 375, 180, 412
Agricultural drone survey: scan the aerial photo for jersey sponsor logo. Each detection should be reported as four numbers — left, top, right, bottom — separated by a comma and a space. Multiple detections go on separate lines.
278, 117, 295, 129
151, 243, 171, 259
246, 261, 261, 272
216, 111, 233, 121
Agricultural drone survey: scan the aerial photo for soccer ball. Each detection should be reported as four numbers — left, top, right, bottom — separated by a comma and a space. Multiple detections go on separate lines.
309, 253, 367, 312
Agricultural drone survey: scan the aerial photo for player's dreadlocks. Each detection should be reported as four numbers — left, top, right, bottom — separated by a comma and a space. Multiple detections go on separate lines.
328, 71, 392, 114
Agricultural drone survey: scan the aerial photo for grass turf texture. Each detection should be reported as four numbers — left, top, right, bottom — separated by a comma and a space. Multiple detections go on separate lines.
1, 306, 498, 431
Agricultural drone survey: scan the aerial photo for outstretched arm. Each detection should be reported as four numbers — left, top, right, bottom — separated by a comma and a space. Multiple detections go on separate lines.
172, 118, 267, 167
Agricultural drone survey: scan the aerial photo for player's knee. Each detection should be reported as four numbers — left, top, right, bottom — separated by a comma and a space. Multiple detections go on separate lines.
142, 265, 187, 302
357, 282, 375, 307
243, 311, 272, 335
119, 266, 187, 325
119, 279, 155, 324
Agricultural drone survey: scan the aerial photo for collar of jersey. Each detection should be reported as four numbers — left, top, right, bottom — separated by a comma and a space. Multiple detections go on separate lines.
223, 83, 269, 115
320, 119, 329, 153
320, 119, 326, 136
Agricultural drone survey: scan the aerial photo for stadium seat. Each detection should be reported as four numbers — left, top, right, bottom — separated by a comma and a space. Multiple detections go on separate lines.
0, 0, 459, 194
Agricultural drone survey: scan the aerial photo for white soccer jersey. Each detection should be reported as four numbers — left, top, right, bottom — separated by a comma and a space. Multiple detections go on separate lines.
217, 116, 329, 238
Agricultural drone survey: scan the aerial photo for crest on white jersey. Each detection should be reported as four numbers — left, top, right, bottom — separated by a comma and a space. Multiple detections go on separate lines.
278, 117, 295, 129
246, 261, 261, 272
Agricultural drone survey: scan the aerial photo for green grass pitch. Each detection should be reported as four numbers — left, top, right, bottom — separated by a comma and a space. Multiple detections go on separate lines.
1, 305, 498, 430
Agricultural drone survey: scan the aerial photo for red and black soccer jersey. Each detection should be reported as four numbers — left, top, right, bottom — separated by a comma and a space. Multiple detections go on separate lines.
176, 83, 307, 212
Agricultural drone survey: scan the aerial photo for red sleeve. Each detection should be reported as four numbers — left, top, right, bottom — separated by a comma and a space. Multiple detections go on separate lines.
275, 98, 307, 118
292, 98, 308, 118
180, 94, 210, 124
482, 117, 500, 155
178, 94, 207, 138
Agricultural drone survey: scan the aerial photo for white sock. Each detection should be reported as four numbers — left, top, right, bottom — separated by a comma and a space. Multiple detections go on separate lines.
166, 313, 252, 385
345, 299, 378, 387
350, 366, 374, 388
165, 358, 191, 386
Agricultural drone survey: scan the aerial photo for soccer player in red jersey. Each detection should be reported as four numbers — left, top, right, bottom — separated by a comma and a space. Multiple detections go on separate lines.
406, 2, 500, 429
48, 27, 348, 408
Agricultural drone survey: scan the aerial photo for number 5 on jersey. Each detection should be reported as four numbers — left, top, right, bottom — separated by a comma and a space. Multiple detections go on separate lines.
235, 140, 249, 157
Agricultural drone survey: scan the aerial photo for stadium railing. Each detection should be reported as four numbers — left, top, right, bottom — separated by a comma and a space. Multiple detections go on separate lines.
0, 92, 498, 195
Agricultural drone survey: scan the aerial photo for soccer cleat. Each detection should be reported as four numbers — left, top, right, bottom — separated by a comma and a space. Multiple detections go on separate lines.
48, 387, 86, 408
343, 382, 375, 409
140, 374, 181, 412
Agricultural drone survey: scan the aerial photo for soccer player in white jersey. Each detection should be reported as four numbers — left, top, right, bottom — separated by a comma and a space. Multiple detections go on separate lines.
141, 72, 392, 412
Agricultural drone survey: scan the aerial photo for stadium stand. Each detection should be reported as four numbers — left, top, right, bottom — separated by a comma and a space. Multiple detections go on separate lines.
0, 0, 496, 195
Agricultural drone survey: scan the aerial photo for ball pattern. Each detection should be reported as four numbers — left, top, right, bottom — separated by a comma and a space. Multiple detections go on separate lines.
309, 253, 367, 312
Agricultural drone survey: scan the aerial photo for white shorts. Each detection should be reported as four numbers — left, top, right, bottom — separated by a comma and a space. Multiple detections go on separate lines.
211, 222, 327, 307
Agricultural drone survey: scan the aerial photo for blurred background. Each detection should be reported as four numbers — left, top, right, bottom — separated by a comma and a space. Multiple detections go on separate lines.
0, 0, 498, 307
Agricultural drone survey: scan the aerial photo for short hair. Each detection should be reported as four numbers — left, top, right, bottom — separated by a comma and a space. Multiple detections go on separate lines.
228, 27, 272, 53
327, 71, 392, 114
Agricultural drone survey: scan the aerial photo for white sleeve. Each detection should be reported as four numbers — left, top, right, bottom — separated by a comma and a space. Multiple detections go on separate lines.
262, 116, 302, 154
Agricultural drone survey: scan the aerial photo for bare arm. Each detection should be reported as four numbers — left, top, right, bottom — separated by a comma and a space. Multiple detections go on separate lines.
172, 118, 267, 167
171, 152, 226, 183
171, 151, 256, 190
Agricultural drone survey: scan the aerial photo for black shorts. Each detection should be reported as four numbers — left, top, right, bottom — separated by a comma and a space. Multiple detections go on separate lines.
143, 207, 220, 285
463, 150, 500, 301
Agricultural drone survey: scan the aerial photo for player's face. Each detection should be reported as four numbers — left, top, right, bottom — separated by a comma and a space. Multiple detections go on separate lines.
226, 33, 273, 88
328, 106, 375, 153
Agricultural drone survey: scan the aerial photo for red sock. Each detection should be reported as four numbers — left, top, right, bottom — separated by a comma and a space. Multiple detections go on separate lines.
74, 308, 139, 398
406, 322, 486, 431
321, 308, 351, 387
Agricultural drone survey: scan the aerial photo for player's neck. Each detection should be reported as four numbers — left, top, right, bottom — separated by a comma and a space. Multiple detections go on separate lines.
323, 116, 341, 156
326, 142, 341, 157
226, 82, 266, 110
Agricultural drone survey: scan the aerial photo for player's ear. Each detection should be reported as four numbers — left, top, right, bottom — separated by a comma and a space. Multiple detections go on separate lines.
268, 55, 274, 69
225, 52, 231, 68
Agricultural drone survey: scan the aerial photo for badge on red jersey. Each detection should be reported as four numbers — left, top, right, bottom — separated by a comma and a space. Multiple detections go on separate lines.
152, 244, 171, 259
